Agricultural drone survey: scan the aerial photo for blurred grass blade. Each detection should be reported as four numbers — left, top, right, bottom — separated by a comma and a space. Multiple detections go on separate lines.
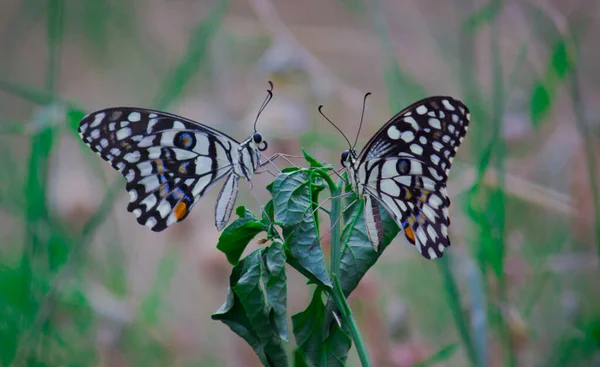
0, 79, 57, 105
437, 255, 478, 366
77, 181, 121, 245
465, 258, 487, 366
568, 65, 600, 257
411, 343, 459, 367
371, 0, 427, 112
152, 0, 228, 110
462, 0, 503, 33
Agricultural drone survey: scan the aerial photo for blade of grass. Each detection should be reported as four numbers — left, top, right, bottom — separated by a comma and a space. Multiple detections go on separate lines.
437, 255, 479, 366
490, 2, 517, 365
19, 0, 64, 364
152, 0, 228, 110
568, 64, 600, 258
371, 0, 428, 111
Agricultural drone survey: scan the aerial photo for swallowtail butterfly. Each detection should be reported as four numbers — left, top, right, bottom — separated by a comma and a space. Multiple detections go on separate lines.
78, 83, 275, 232
335, 96, 470, 259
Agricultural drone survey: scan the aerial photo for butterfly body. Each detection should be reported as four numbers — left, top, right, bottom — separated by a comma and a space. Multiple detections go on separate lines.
79, 107, 268, 233
340, 96, 470, 259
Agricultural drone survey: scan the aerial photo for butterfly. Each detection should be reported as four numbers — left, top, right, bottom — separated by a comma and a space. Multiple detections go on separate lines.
326, 95, 470, 259
78, 82, 275, 232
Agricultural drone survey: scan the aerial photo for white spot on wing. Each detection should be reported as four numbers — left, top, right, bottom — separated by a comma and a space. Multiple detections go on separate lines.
148, 147, 162, 159
116, 128, 132, 140
157, 201, 171, 218
147, 118, 159, 133
124, 151, 140, 163
381, 180, 400, 197
138, 161, 153, 176
128, 112, 141, 122
133, 208, 142, 218
428, 248, 437, 259
416, 105, 428, 115
410, 144, 423, 155
401, 131, 415, 143
404, 117, 419, 130
138, 136, 155, 148
387, 125, 401, 140
91, 112, 105, 128
90, 129, 100, 139
428, 118, 441, 129
442, 99, 455, 111
129, 190, 138, 203
145, 217, 157, 229
125, 169, 135, 182
141, 194, 157, 211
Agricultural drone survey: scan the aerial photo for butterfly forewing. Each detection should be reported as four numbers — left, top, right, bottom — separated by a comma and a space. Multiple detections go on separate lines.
354, 96, 470, 259
78, 107, 241, 232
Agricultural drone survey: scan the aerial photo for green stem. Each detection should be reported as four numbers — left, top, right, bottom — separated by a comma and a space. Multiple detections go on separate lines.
316, 170, 372, 367
329, 176, 342, 279
331, 276, 372, 367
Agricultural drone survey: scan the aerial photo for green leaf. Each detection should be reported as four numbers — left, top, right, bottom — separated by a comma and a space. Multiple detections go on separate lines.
292, 288, 351, 367
263, 241, 289, 341
282, 212, 331, 288
217, 206, 267, 265
412, 343, 459, 367
550, 39, 575, 80
529, 80, 553, 128
462, 0, 503, 33
302, 148, 324, 168
212, 244, 289, 367
273, 171, 312, 226
338, 197, 399, 295
274, 171, 331, 288
66, 107, 87, 135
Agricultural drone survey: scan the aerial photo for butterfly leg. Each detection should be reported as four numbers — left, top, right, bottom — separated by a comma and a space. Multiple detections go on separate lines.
328, 167, 349, 185
247, 181, 274, 228
308, 197, 359, 250
311, 192, 354, 216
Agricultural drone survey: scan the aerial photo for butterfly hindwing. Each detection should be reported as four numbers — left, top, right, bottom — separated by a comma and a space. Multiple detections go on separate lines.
79, 107, 239, 231
353, 96, 470, 259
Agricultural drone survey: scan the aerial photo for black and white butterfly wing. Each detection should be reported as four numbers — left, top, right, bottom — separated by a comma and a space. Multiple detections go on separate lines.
78, 107, 241, 232
355, 96, 470, 259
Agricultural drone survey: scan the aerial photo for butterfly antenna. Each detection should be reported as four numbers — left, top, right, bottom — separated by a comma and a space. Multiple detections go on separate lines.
254, 81, 274, 132
318, 105, 352, 150
352, 92, 371, 150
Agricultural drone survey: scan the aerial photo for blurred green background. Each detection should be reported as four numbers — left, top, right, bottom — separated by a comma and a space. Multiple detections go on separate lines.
1, 0, 599, 366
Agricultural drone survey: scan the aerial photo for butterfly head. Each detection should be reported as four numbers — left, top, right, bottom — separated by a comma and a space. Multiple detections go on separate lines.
340, 149, 357, 168
252, 132, 268, 151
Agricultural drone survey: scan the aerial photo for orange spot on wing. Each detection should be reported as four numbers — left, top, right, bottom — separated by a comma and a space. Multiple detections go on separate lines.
174, 201, 187, 220
405, 227, 416, 244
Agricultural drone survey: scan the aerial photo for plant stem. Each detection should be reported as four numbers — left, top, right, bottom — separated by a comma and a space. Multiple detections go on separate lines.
329, 177, 342, 279
331, 276, 372, 367
318, 171, 372, 367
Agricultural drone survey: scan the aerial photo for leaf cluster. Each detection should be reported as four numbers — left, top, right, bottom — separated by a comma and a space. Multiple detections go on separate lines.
212, 151, 399, 366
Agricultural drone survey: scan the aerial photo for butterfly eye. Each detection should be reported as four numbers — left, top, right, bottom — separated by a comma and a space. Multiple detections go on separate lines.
340, 150, 350, 166
253, 132, 263, 144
